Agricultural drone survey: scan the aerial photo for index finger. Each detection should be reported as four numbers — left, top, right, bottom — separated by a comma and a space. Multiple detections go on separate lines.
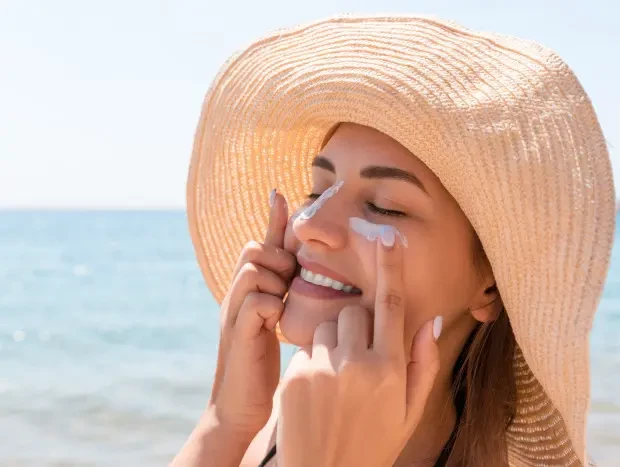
373, 226, 406, 359
264, 189, 289, 247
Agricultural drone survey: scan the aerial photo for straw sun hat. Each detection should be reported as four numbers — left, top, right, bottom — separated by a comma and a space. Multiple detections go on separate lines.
187, 14, 615, 466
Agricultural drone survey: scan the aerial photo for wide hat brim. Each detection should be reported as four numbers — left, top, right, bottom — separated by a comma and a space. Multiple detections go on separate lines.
187, 15, 614, 466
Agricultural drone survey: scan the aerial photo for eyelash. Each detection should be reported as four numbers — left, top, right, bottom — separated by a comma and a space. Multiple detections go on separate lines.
306, 193, 406, 217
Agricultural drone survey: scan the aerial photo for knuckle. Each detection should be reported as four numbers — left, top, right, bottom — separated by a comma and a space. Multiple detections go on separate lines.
313, 366, 337, 381
281, 373, 311, 400
241, 240, 263, 260
259, 300, 283, 324
246, 292, 279, 310
282, 253, 298, 273
272, 277, 288, 295
338, 357, 367, 377
379, 291, 403, 311
241, 291, 262, 309
263, 295, 284, 314
238, 262, 260, 281
219, 296, 236, 329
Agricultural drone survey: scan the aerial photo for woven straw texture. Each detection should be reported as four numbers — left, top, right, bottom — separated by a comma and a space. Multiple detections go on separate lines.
187, 15, 615, 466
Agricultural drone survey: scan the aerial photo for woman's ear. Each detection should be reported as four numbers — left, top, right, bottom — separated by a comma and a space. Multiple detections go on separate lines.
469, 283, 503, 323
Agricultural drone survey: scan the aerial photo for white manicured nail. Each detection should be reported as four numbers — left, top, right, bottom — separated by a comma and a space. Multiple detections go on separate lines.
380, 226, 395, 247
433, 316, 443, 340
269, 188, 276, 208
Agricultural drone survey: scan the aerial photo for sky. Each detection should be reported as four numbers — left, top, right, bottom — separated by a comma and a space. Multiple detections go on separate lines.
0, 0, 618, 208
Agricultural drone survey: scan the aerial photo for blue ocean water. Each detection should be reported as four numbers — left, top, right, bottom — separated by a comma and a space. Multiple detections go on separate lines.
0, 211, 618, 466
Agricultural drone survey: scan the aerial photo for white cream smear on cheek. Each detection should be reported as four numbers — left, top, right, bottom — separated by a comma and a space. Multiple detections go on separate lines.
349, 217, 408, 247
299, 180, 344, 220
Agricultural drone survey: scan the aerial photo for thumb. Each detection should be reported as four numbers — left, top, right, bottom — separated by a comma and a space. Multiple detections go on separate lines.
404, 317, 442, 427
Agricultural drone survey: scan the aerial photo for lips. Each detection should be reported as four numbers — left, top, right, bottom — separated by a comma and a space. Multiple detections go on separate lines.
297, 258, 355, 285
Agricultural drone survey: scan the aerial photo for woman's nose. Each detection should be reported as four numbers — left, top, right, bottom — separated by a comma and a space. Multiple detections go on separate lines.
293, 191, 348, 251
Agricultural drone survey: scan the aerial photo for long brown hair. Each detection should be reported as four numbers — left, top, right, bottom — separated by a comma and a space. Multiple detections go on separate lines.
445, 235, 517, 466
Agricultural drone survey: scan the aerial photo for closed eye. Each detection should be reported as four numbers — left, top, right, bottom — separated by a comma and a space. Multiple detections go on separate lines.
307, 193, 406, 217
366, 202, 406, 217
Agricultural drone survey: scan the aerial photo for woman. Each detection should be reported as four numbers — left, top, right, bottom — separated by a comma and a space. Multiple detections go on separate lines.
172, 15, 614, 466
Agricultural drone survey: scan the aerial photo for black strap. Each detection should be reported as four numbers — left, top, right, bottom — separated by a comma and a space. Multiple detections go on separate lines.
257, 434, 455, 467
257, 444, 277, 467
257, 442, 454, 467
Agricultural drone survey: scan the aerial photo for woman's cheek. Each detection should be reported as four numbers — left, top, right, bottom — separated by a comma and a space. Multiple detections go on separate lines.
349, 235, 378, 309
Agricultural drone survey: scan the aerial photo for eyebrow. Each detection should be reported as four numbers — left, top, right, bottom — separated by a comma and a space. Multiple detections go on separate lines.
311, 156, 429, 195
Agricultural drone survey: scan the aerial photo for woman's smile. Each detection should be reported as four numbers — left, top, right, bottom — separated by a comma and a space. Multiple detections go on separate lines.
289, 257, 363, 300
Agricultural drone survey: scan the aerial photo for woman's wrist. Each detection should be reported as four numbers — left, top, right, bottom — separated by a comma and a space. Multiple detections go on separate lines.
201, 404, 257, 445
170, 405, 256, 467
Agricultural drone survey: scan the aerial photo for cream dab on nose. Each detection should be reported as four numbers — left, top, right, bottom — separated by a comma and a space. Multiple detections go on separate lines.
299, 180, 344, 220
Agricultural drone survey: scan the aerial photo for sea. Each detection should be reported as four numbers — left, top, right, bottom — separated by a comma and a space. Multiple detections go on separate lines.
0, 211, 618, 466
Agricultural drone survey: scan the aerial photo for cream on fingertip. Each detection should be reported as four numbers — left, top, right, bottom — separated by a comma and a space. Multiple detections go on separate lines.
433, 316, 443, 340
380, 226, 395, 247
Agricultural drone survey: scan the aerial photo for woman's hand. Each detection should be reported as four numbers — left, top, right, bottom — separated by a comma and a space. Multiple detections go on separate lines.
277, 232, 442, 467
209, 190, 297, 440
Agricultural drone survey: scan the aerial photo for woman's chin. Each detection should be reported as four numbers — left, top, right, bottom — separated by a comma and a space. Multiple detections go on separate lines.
278, 294, 342, 346
278, 314, 314, 346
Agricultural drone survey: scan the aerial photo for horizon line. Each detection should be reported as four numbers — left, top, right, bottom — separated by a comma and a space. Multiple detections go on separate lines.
0, 206, 186, 211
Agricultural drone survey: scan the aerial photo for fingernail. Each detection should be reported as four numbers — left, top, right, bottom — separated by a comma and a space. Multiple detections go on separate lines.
433, 316, 443, 341
380, 226, 396, 247
269, 188, 276, 208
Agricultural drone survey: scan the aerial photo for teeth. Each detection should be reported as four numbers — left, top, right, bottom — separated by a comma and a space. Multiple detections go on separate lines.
300, 268, 354, 293
315, 274, 328, 286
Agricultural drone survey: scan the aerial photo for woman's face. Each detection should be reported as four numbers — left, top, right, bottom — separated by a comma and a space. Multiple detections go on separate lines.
281, 123, 494, 351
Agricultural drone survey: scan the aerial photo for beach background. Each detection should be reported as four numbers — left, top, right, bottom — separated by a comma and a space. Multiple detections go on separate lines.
1, 0, 619, 466
0, 210, 618, 466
